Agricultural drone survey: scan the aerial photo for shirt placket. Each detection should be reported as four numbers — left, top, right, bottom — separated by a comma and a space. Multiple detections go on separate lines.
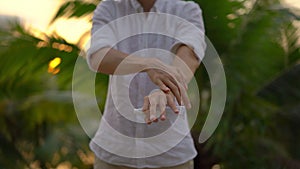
135, 4, 147, 168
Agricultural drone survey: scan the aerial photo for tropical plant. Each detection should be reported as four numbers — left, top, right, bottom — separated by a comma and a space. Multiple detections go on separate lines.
194, 0, 300, 168
51, 0, 300, 168
1, 0, 300, 168
0, 19, 95, 168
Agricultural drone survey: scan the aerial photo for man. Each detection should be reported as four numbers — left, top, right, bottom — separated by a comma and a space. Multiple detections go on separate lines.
87, 0, 206, 168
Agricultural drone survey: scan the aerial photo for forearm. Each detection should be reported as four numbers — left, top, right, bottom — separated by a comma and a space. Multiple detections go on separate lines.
172, 45, 200, 83
90, 47, 154, 75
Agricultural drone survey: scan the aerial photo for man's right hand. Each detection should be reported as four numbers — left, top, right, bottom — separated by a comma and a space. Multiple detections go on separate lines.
90, 48, 191, 109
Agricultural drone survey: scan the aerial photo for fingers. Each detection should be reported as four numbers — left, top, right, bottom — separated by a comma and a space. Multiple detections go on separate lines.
142, 96, 150, 111
143, 110, 152, 124
143, 86, 188, 125
143, 90, 169, 124
163, 79, 181, 105
160, 111, 166, 121
160, 68, 188, 107
146, 67, 186, 105
159, 96, 167, 121
177, 69, 188, 90
166, 94, 179, 114
149, 98, 158, 122
168, 68, 191, 109
155, 79, 170, 93
143, 96, 152, 124
142, 96, 151, 124
172, 68, 190, 107
179, 84, 191, 109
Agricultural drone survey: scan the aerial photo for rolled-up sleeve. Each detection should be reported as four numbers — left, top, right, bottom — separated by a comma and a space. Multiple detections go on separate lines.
170, 2, 206, 62
87, 1, 116, 70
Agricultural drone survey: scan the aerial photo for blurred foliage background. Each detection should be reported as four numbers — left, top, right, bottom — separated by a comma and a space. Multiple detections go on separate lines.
0, 0, 300, 168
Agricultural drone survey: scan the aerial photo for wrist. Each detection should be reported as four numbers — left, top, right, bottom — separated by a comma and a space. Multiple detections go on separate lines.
133, 57, 151, 72
149, 88, 162, 95
142, 58, 160, 72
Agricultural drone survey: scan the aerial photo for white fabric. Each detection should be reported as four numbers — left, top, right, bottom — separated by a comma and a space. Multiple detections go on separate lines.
88, 0, 206, 168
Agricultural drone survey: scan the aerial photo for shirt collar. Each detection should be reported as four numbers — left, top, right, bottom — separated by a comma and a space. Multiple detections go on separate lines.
130, 0, 164, 13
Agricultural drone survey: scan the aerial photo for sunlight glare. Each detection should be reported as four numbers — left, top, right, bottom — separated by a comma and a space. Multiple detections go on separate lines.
49, 18, 92, 44
48, 57, 62, 75
0, 0, 91, 44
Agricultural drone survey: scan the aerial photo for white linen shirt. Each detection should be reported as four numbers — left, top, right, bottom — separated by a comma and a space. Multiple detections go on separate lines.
88, 0, 206, 168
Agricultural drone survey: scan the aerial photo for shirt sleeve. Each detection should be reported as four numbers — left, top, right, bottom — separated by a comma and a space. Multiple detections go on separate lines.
170, 2, 206, 62
87, 1, 116, 71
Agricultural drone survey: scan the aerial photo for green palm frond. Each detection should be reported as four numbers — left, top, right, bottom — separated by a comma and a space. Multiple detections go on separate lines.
1, 0, 300, 168
50, 0, 100, 24
197, 0, 300, 168
0, 20, 93, 168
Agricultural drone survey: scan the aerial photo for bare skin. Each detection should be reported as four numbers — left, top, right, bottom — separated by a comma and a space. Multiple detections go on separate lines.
137, 0, 201, 123
90, 47, 190, 106
138, 0, 156, 12
89, 0, 201, 123
143, 45, 200, 124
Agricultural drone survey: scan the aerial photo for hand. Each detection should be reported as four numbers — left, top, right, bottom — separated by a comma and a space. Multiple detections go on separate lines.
142, 89, 180, 124
145, 58, 191, 109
